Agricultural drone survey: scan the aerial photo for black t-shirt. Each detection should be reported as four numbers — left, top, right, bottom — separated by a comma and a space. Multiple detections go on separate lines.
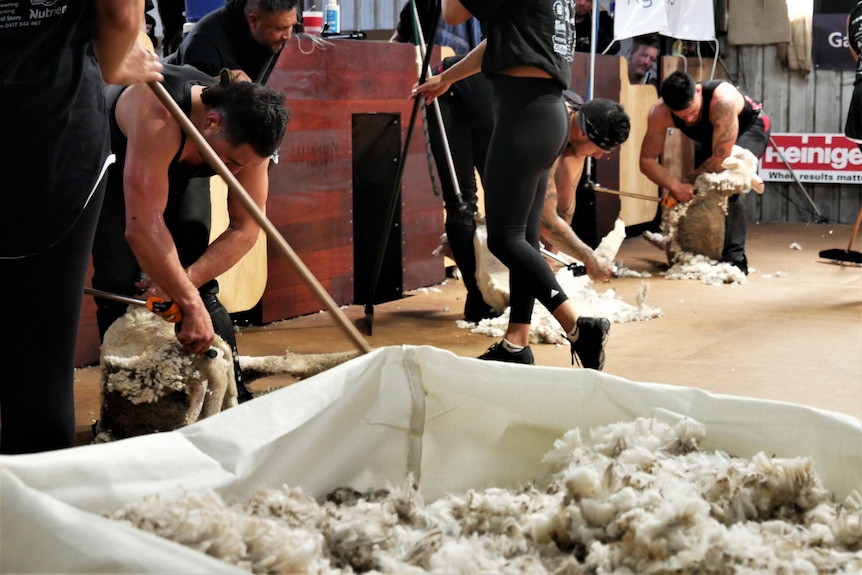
574, 11, 618, 55
0, 0, 110, 257
164, 0, 281, 84
460, 0, 575, 89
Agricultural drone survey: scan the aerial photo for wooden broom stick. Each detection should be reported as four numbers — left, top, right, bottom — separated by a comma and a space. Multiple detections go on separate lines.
148, 81, 372, 354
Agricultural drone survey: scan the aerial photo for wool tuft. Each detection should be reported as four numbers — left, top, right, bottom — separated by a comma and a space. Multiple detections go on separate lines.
109, 417, 862, 573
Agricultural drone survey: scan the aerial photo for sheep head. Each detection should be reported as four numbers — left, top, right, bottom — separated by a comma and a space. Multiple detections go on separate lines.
721, 145, 764, 194
695, 145, 764, 197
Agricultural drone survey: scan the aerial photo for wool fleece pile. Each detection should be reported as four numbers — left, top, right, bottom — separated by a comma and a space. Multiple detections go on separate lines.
109, 417, 862, 574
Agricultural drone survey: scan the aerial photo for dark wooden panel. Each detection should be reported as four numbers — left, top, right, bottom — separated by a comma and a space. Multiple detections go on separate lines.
569, 53, 623, 242
262, 39, 445, 323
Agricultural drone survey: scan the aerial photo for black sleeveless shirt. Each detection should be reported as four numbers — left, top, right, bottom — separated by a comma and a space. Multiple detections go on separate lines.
106, 64, 219, 187
671, 80, 763, 160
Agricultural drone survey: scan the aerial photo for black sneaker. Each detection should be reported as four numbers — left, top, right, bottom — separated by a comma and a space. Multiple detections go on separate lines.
478, 342, 535, 365
723, 255, 749, 275
568, 317, 610, 370
464, 292, 499, 323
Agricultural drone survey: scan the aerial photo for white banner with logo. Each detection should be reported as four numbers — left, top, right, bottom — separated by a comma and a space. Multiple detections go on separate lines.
613, 0, 715, 41
759, 133, 862, 184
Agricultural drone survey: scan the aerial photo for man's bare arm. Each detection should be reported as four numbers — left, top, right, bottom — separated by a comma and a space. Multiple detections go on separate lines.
119, 85, 214, 352
540, 155, 611, 281
185, 165, 268, 289
699, 84, 742, 174
639, 103, 695, 202
442, 0, 473, 25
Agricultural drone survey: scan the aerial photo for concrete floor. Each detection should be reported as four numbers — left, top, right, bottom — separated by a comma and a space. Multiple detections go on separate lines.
73, 222, 862, 443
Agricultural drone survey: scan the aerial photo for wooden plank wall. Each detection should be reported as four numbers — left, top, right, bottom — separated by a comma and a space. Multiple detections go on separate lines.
721, 41, 861, 227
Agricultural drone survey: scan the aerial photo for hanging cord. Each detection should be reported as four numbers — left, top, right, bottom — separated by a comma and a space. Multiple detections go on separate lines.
363, 0, 441, 329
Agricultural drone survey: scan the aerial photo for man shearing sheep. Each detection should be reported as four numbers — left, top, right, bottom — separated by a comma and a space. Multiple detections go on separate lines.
639, 71, 771, 274
91, 65, 288, 401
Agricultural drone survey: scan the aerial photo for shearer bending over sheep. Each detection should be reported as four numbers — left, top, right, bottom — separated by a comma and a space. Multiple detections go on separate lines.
639, 71, 770, 275
91, 65, 289, 402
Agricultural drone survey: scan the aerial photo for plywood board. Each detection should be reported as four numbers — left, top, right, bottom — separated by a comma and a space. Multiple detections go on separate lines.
618, 57, 660, 226
209, 175, 268, 313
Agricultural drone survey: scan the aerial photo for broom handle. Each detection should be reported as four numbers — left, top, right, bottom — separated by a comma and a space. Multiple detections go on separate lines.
147, 81, 372, 354
848, 206, 862, 252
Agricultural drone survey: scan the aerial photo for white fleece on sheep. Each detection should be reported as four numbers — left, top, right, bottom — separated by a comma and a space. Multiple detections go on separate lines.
97, 306, 237, 440
644, 146, 763, 286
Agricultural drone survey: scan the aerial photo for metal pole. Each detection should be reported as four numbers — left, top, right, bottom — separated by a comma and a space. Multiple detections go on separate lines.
410, 0, 465, 207
363, 0, 441, 333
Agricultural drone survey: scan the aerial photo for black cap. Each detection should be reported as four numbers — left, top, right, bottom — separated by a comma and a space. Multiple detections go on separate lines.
562, 89, 584, 106
576, 98, 630, 152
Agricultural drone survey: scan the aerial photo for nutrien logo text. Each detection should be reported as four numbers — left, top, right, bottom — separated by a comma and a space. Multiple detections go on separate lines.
30, 0, 65, 18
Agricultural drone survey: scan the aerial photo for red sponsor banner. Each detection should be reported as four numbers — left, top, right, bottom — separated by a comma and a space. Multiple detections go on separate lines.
759, 133, 862, 185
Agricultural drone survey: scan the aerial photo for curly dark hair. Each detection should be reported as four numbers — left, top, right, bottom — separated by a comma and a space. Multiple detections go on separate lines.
200, 70, 289, 158
579, 98, 631, 151
660, 71, 696, 111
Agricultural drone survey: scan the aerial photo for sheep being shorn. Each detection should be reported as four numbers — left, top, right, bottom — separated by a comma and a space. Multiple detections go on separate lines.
467, 218, 662, 344
647, 145, 764, 284
109, 417, 862, 573
95, 306, 237, 441
94, 307, 363, 442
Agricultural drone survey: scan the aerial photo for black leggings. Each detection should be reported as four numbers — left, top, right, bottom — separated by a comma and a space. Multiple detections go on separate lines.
426, 85, 492, 300
0, 177, 106, 454
484, 75, 570, 324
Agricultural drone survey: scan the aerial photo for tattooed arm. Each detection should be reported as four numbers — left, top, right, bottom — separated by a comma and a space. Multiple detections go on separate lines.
540, 152, 612, 281
699, 82, 744, 174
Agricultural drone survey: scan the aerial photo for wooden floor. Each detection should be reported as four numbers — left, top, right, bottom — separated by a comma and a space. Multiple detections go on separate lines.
73, 222, 862, 443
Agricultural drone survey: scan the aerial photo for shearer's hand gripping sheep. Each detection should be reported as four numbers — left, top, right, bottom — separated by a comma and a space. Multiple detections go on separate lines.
84, 287, 182, 323
84, 287, 220, 358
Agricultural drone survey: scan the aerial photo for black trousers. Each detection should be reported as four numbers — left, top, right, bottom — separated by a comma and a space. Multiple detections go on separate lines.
0, 178, 106, 453
426, 89, 491, 304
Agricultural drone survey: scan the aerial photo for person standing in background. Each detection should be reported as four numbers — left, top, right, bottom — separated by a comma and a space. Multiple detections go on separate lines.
414, 0, 613, 370
390, 0, 482, 56
846, 2, 862, 152
574, 0, 618, 55
0, 0, 163, 454
391, 3, 487, 320
164, 0, 299, 85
